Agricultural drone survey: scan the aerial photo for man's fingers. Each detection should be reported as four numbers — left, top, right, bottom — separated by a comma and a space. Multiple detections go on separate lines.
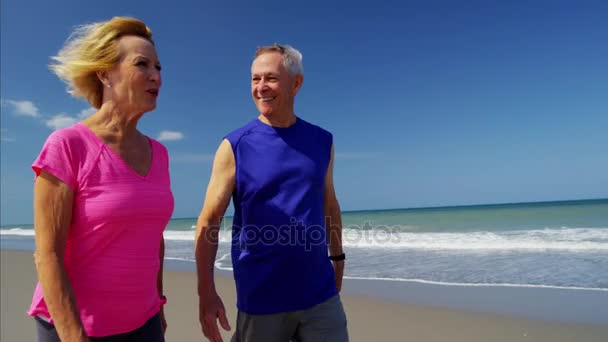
202, 317, 215, 339
218, 307, 231, 331
204, 315, 222, 342
201, 319, 210, 338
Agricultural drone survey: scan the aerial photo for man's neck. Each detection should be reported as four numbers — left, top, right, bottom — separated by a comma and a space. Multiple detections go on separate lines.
258, 113, 297, 128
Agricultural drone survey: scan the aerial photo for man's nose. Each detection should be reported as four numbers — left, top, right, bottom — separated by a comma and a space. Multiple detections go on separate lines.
257, 78, 269, 92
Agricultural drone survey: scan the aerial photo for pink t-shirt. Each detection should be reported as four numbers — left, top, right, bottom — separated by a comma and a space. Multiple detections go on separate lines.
28, 123, 174, 337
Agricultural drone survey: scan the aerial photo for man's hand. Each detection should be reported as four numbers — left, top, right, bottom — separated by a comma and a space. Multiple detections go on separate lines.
333, 260, 345, 292
199, 290, 231, 342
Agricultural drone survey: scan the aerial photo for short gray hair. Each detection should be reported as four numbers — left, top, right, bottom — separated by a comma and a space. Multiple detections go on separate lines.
254, 44, 303, 76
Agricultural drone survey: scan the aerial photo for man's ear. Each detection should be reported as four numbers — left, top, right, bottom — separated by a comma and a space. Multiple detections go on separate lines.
293, 74, 304, 95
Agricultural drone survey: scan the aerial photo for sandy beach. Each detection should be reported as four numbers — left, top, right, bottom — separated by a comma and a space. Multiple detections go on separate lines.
2, 249, 607, 341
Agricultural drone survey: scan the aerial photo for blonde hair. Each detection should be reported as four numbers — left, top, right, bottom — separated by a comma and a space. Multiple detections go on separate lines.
254, 44, 303, 76
50, 17, 154, 109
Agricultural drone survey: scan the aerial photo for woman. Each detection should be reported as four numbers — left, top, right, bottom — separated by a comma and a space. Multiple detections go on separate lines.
28, 17, 173, 341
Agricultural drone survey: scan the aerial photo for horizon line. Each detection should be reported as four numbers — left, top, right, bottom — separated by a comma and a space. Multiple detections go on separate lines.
2, 197, 606, 226
169, 197, 607, 221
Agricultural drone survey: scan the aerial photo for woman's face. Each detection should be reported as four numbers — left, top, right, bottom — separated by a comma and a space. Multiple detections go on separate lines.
103, 35, 162, 114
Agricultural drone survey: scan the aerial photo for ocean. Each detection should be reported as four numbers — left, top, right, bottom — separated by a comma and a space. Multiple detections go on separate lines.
2, 199, 607, 291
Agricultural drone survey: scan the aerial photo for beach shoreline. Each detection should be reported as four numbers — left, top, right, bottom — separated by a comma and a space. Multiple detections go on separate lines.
166, 257, 608, 325
2, 249, 607, 341
4, 199, 607, 296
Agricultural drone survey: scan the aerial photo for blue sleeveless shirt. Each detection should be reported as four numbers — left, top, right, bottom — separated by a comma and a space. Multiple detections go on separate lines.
224, 117, 338, 314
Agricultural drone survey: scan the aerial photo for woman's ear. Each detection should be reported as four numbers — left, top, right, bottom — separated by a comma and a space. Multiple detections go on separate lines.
96, 70, 111, 88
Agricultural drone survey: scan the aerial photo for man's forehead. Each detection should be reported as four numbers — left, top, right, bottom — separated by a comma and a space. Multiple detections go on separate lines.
252, 61, 284, 76
251, 70, 280, 76
253, 51, 283, 64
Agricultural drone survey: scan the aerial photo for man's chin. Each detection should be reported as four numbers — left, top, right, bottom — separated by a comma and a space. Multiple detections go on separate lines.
258, 110, 275, 118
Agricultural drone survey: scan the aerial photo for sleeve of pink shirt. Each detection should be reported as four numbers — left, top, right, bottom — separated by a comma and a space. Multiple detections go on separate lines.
32, 127, 81, 191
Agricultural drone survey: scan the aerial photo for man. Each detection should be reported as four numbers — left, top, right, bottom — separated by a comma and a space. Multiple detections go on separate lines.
195, 44, 348, 342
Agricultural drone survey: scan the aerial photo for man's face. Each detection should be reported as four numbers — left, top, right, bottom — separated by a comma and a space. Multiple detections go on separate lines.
251, 52, 302, 118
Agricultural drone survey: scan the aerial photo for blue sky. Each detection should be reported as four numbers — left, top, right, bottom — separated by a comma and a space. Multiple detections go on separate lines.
1, 0, 607, 225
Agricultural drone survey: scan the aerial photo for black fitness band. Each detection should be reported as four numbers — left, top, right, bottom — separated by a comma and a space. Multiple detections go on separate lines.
329, 253, 346, 261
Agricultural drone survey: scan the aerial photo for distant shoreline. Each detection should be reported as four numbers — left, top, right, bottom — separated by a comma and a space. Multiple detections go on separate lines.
2, 197, 607, 227
169, 197, 608, 221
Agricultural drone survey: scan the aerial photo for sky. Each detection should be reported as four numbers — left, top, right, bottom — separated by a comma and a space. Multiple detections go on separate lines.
1, 0, 607, 225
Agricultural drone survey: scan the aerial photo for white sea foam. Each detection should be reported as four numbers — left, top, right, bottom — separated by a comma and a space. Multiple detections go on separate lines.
163, 227, 608, 251
165, 255, 608, 292
0, 228, 34, 236
163, 230, 195, 241
3, 227, 608, 251
339, 276, 608, 291
340, 227, 608, 251
161, 230, 233, 242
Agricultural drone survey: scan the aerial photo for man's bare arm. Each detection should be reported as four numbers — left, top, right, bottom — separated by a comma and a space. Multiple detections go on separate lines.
195, 139, 235, 342
324, 145, 345, 292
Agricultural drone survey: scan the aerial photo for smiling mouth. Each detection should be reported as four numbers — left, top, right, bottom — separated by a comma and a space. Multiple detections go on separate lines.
147, 90, 159, 96
260, 96, 276, 102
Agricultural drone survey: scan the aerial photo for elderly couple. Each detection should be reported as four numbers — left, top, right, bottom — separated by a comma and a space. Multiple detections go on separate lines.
28, 16, 348, 342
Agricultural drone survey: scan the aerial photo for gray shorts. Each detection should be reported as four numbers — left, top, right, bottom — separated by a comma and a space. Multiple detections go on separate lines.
231, 295, 348, 342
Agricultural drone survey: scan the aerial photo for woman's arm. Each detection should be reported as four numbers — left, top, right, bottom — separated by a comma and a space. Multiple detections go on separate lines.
33, 171, 88, 342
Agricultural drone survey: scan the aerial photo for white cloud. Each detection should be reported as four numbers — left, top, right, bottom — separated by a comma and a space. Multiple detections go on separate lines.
171, 153, 214, 163
158, 131, 184, 141
78, 107, 96, 118
1, 99, 93, 132
47, 107, 94, 129
46, 113, 78, 130
2, 99, 40, 117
